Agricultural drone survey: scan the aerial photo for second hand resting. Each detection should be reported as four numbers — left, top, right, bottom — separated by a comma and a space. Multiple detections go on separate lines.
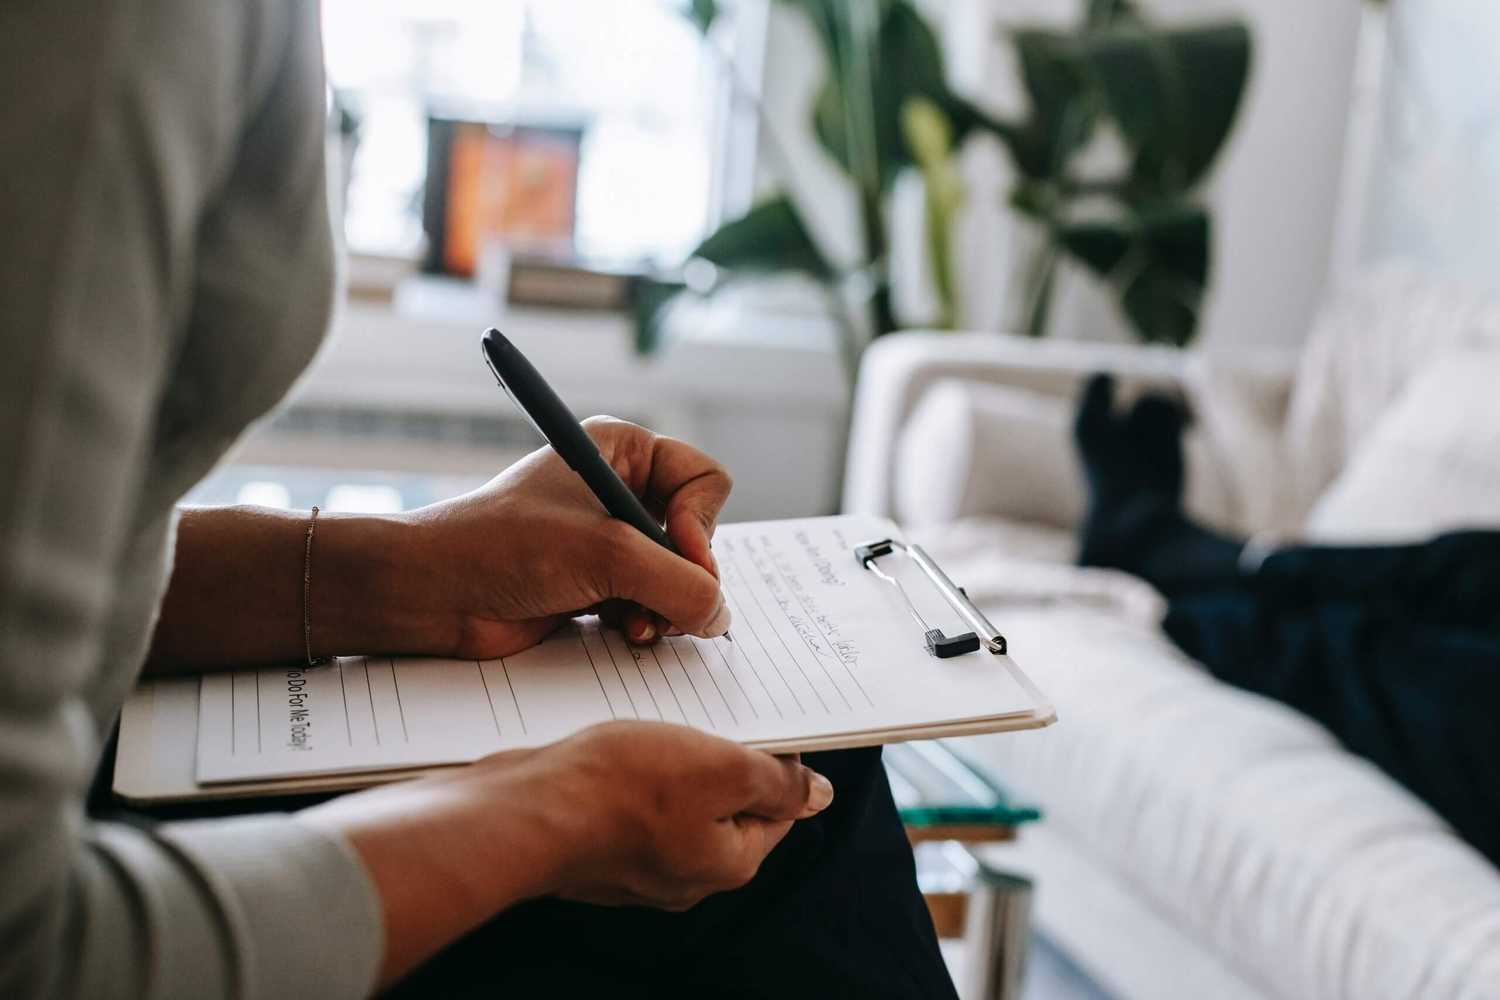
144, 416, 835, 989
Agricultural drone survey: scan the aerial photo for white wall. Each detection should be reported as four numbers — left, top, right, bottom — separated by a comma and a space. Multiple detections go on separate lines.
1168, 0, 1364, 354
1358, 0, 1500, 292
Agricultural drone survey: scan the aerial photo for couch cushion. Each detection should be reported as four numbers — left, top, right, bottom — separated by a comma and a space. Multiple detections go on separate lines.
895, 381, 1086, 530
1181, 354, 1298, 535
1304, 347, 1500, 541
1283, 267, 1500, 522
916, 520, 1500, 1000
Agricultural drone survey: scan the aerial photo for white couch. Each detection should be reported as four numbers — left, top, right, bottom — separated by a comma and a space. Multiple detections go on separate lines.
844, 268, 1500, 1000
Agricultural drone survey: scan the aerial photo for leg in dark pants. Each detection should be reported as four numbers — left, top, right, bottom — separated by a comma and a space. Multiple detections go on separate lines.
1073, 373, 1500, 867
1254, 531, 1500, 631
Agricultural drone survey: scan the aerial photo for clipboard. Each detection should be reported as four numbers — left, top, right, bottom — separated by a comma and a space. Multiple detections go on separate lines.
115, 515, 1056, 804
855, 538, 1007, 659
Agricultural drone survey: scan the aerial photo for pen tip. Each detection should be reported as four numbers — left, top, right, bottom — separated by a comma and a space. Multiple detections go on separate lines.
724, 631, 734, 644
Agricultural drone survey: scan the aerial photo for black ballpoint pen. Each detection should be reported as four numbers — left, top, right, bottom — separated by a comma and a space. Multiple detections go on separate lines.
480, 328, 732, 642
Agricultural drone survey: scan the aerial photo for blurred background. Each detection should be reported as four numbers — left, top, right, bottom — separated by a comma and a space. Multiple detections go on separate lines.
195, 0, 1395, 523
195, 4, 1500, 997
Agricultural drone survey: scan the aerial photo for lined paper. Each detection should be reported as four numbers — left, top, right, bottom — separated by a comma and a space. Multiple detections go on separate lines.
196, 515, 1040, 784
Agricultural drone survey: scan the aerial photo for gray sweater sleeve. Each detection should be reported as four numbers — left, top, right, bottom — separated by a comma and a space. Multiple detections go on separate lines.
0, 2, 381, 997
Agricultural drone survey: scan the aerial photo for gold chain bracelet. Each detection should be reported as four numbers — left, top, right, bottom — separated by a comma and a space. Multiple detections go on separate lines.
303, 506, 331, 666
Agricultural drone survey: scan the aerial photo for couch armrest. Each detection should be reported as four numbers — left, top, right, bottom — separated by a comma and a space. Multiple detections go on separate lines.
842, 331, 1193, 518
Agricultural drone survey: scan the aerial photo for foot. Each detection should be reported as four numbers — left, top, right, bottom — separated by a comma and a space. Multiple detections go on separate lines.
1074, 374, 1190, 571
1073, 374, 1245, 596
1073, 373, 1189, 511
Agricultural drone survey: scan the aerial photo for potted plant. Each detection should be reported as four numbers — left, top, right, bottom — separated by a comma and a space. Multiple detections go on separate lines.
639, 0, 1251, 377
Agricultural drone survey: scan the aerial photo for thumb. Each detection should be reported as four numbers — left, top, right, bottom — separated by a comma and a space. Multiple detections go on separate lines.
604, 522, 732, 638
738, 754, 834, 821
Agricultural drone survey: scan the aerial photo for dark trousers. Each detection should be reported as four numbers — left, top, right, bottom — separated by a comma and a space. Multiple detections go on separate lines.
93, 744, 957, 999
388, 747, 955, 999
1159, 531, 1500, 867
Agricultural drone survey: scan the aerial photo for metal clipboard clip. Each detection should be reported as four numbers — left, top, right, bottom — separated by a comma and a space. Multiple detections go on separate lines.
854, 539, 1008, 659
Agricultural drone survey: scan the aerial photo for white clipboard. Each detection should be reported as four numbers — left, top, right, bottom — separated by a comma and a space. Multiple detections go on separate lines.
115, 516, 1056, 804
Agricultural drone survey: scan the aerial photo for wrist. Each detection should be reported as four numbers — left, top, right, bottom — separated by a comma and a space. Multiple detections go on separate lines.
313, 512, 463, 657
301, 767, 560, 987
477, 763, 577, 900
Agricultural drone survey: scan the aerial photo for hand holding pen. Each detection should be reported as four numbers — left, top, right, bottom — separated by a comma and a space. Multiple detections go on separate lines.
480, 328, 734, 645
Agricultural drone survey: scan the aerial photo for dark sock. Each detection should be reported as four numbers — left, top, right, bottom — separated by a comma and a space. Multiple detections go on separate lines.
1073, 374, 1244, 598
1075, 374, 1188, 507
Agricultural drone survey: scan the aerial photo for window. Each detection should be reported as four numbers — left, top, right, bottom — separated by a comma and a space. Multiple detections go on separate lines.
322, 0, 763, 266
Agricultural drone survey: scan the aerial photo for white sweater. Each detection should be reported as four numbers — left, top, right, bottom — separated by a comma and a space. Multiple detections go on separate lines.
0, 2, 380, 996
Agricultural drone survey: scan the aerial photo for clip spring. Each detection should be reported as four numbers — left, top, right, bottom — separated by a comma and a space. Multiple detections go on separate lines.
855, 539, 1007, 659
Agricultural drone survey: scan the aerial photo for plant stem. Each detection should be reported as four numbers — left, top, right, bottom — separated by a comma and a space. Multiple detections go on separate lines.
1022, 240, 1059, 338
859, 188, 897, 338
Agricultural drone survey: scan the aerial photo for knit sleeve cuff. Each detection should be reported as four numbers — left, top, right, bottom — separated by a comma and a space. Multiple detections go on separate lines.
157, 814, 383, 1000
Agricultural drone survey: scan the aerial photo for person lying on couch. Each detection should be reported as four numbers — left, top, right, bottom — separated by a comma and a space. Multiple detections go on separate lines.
1073, 374, 1500, 868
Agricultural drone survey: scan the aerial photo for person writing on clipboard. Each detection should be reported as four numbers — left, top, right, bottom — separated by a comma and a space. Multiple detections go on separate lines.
0, 3, 955, 998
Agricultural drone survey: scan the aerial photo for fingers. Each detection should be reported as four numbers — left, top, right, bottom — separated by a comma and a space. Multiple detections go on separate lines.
701, 754, 821, 898
581, 416, 731, 578
573, 418, 731, 639
540, 724, 829, 912
602, 521, 731, 637
637, 432, 731, 574
659, 465, 730, 576
728, 816, 795, 879
595, 600, 674, 645
734, 751, 833, 821
714, 756, 822, 890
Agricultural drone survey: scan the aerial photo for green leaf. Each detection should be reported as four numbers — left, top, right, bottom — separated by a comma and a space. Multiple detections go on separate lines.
901, 95, 953, 169
686, 0, 720, 34
1056, 221, 1131, 275
1120, 267, 1199, 346
1163, 24, 1251, 185
903, 96, 963, 328
870, 3, 958, 187
1007, 180, 1054, 220
812, 75, 857, 185
693, 195, 835, 280
787, 1, 962, 193
1074, 22, 1251, 195
1138, 202, 1209, 286
1054, 204, 1209, 345
1005, 29, 1097, 180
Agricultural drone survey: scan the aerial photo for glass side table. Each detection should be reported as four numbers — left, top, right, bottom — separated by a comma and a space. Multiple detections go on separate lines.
886, 741, 1041, 1000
